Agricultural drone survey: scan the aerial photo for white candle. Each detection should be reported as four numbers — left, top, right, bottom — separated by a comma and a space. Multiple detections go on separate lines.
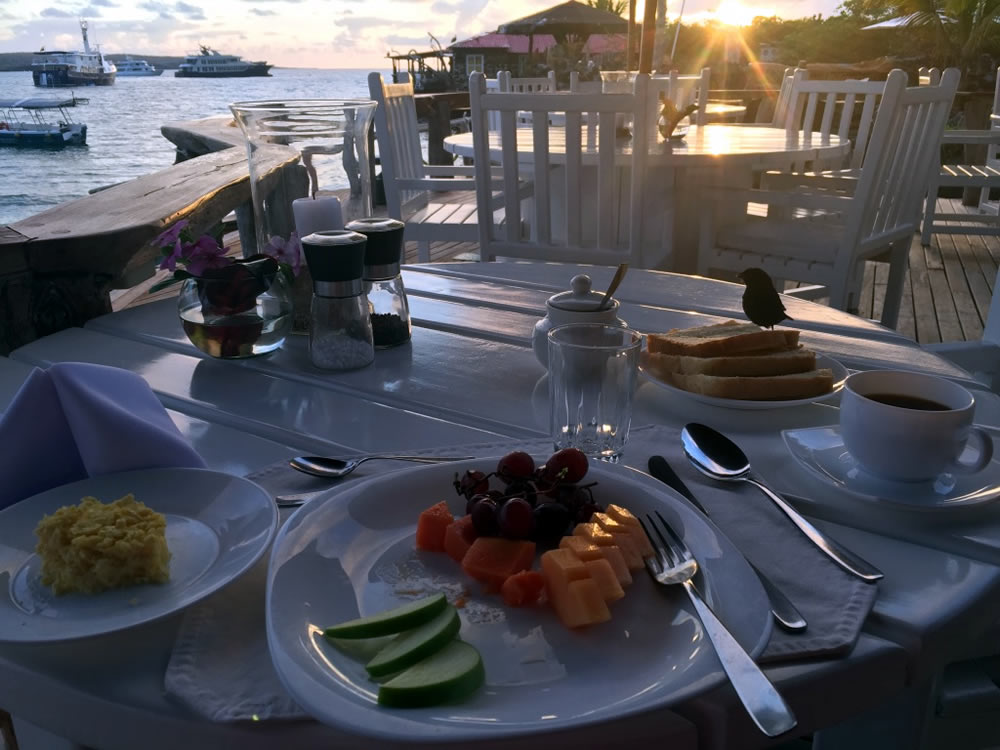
292, 196, 343, 238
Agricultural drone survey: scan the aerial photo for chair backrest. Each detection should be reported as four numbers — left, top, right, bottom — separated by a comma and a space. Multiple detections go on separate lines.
468, 71, 651, 266
499, 70, 557, 93
762, 67, 801, 126
918, 66, 941, 86
368, 72, 426, 218
485, 75, 504, 132
785, 71, 889, 169
842, 68, 960, 263
568, 71, 603, 93
666, 67, 711, 125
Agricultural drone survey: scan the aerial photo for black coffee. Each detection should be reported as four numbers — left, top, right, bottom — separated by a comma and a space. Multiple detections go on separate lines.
865, 393, 951, 411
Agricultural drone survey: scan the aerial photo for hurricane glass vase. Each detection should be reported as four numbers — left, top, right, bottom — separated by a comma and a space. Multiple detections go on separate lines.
230, 99, 377, 332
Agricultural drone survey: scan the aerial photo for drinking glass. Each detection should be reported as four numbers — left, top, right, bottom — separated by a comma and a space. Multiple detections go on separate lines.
548, 323, 642, 462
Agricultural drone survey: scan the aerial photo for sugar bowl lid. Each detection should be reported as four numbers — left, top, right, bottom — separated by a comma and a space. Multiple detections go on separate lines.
548, 274, 617, 312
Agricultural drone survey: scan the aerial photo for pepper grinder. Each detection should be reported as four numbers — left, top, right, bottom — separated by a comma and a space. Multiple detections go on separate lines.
346, 217, 411, 348
300, 230, 374, 370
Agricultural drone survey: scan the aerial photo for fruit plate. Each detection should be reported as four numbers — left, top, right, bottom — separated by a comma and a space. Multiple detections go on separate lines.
639, 350, 849, 410
0, 467, 278, 644
266, 457, 771, 742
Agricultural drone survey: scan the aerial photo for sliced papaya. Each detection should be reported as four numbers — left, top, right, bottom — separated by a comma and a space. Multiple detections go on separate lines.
415, 501, 454, 552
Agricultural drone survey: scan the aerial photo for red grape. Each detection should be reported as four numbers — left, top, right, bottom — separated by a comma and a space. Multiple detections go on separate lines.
497, 451, 535, 483
498, 497, 535, 539
454, 470, 489, 500
471, 498, 500, 536
503, 479, 538, 506
540, 448, 589, 485
466, 493, 489, 516
533, 502, 571, 542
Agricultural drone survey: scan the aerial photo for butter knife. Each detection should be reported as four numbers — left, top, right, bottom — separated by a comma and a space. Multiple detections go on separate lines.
648, 455, 808, 633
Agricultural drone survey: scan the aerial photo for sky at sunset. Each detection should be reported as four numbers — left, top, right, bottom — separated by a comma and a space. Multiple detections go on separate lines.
0, 0, 844, 69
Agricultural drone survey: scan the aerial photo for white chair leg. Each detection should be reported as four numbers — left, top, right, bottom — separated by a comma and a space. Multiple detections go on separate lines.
417, 240, 431, 263
921, 186, 937, 246
881, 241, 909, 329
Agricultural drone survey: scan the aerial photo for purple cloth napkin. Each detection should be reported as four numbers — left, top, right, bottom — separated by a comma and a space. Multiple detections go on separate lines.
0, 362, 205, 508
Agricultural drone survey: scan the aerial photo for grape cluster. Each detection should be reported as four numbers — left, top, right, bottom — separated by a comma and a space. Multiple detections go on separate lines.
452, 448, 603, 544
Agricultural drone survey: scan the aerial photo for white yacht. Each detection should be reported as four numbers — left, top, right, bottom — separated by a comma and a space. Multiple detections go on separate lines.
115, 57, 163, 77
31, 20, 116, 87
175, 46, 271, 78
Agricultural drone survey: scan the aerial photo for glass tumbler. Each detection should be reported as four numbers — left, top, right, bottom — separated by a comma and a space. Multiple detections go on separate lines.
547, 324, 642, 463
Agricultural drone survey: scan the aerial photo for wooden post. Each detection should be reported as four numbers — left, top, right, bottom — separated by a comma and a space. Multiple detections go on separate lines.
627, 0, 636, 71
427, 98, 453, 165
638, 0, 658, 75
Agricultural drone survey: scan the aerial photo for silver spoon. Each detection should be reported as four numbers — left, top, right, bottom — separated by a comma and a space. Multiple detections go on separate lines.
595, 263, 628, 310
289, 454, 475, 479
680, 423, 883, 582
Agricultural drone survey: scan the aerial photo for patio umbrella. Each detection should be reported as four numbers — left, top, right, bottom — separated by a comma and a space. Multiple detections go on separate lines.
499, 0, 628, 44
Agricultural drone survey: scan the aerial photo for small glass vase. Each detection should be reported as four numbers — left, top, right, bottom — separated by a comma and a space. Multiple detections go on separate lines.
178, 268, 293, 359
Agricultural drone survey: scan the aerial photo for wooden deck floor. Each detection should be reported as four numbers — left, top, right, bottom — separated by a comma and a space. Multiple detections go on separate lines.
113, 199, 995, 348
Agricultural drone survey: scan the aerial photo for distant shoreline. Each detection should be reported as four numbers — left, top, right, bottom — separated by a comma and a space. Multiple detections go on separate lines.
0, 54, 370, 72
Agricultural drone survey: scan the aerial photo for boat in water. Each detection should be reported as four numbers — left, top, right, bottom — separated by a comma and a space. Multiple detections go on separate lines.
175, 46, 272, 78
0, 96, 87, 148
115, 57, 163, 77
32, 20, 116, 87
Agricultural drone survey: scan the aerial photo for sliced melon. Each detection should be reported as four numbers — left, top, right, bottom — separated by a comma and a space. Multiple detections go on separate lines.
324, 593, 447, 639
377, 640, 485, 707
365, 605, 461, 677
584, 558, 625, 602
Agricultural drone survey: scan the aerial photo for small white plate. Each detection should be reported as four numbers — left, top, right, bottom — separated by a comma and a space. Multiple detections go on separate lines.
782, 425, 1000, 511
266, 457, 771, 743
0, 467, 278, 643
639, 351, 848, 410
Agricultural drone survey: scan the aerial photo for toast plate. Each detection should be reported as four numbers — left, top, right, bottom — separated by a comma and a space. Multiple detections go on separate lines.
0, 468, 278, 643
639, 351, 848, 410
266, 457, 771, 743
783, 425, 1000, 511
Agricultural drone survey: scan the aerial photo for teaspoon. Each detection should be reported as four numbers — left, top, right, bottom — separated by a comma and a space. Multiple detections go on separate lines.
680, 423, 883, 582
290, 454, 474, 479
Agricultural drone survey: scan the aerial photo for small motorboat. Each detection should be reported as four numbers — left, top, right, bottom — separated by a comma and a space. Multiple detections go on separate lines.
0, 96, 87, 148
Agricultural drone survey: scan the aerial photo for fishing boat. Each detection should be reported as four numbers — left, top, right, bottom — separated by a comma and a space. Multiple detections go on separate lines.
115, 57, 163, 77
0, 96, 87, 148
31, 20, 116, 87
174, 46, 271, 78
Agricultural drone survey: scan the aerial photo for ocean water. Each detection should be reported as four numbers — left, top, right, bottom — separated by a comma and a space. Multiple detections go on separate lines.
0, 68, 390, 225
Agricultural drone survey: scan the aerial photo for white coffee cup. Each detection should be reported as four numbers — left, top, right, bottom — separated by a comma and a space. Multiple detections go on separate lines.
839, 370, 993, 482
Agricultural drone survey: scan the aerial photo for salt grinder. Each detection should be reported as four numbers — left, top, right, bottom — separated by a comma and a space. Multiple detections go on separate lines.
346, 217, 411, 348
301, 230, 374, 370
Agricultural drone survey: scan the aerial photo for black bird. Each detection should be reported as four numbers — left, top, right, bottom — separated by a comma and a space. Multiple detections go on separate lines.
738, 267, 792, 329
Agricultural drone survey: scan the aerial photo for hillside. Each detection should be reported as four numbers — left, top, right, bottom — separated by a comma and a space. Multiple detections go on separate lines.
0, 52, 186, 72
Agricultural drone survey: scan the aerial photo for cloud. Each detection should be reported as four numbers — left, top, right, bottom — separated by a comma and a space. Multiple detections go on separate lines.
249, 7, 277, 15
174, 1, 206, 19
431, 0, 462, 12
40, 7, 74, 17
89, 0, 118, 5
77, 5, 104, 16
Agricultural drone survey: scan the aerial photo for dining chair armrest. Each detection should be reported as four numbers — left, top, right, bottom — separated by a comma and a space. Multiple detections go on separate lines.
394, 177, 478, 192
940, 129, 1000, 145
423, 165, 477, 177
700, 186, 854, 211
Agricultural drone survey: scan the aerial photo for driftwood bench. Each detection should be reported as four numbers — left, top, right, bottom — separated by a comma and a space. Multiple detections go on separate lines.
0, 140, 298, 355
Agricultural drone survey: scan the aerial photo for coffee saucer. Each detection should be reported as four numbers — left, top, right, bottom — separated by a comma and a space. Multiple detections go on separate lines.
781, 425, 1000, 511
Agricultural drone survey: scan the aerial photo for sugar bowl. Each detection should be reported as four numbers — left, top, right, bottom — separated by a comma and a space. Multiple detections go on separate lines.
532, 274, 628, 367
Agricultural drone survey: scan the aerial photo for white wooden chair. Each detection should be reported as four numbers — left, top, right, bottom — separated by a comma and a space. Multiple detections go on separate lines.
468, 71, 651, 266
568, 71, 603, 93
753, 67, 799, 126
921, 67, 1000, 245
368, 72, 480, 262
665, 67, 711, 126
498, 70, 557, 93
919, 66, 942, 86
697, 68, 961, 329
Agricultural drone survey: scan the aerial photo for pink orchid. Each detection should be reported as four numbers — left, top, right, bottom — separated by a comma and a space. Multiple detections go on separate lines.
263, 233, 303, 276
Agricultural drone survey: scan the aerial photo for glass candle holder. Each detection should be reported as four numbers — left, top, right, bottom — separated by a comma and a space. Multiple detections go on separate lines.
230, 99, 377, 332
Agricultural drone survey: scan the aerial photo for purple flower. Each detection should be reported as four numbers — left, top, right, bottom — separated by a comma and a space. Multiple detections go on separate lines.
185, 235, 231, 276
154, 220, 189, 250
263, 233, 303, 276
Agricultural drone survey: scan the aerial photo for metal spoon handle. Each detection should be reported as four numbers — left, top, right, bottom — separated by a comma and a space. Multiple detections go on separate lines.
597, 263, 628, 310
744, 477, 883, 582
748, 561, 807, 632
355, 455, 474, 463
681, 580, 798, 737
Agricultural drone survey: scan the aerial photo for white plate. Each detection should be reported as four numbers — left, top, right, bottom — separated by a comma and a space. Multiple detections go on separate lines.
266, 457, 771, 742
0, 468, 278, 643
782, 425, 1000, 511
639, 351, 848, 410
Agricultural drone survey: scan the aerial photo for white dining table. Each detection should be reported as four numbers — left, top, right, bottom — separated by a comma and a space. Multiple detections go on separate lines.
2, 262, 999, 750
443, 125, 850, 272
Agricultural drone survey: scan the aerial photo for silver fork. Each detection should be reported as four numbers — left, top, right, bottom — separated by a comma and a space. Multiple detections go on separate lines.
638, 510, 797, 738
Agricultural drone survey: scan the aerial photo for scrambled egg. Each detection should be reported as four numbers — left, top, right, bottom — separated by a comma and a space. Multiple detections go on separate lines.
34, 494, 171, 595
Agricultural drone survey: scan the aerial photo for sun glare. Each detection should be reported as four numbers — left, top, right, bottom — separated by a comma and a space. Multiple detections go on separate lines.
714, 0, 773, 27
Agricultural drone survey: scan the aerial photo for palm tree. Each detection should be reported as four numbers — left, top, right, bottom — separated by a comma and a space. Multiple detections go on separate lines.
874, 0, 1000, 70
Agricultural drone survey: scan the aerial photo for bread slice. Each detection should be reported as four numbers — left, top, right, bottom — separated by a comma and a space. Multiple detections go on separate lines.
658, 369, 835, 401
646, 321, 799, 357
645, 347, 816, 378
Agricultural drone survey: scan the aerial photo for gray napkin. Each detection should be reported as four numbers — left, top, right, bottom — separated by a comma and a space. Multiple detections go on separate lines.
164, 427, 877, 721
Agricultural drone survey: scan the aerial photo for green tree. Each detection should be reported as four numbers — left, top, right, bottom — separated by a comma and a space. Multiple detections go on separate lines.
585, 0, 628, 16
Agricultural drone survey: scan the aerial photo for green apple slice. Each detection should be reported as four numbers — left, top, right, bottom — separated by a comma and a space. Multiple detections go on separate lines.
377, 640, 485, 708
323, 593, 447, 639
365, 606, 461, 678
